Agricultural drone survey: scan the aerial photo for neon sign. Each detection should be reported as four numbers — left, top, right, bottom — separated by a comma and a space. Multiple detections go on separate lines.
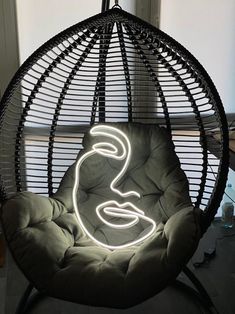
72, 125, 156, 250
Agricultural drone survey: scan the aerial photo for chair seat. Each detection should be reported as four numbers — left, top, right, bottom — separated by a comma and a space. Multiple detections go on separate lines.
1, 123, 201, 308
2, 192, 200, 308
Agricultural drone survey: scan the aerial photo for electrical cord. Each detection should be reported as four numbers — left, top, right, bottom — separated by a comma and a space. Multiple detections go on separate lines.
193, 247, 216, 268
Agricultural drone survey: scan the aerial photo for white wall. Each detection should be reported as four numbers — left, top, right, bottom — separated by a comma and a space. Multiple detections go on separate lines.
16, 0, 136, 64
160, 0, 235, 114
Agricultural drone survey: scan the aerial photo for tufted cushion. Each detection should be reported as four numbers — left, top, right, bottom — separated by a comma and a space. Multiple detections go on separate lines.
55, 123, 195, 248
1, 123, 201, 308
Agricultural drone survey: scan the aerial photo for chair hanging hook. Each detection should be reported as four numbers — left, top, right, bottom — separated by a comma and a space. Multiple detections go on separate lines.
113, 0, 122, 9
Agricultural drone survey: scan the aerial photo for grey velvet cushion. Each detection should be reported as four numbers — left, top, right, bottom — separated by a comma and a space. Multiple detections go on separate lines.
1, 123, 201, 309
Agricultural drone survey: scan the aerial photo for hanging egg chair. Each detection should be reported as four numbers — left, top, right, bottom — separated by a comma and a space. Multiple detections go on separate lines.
0, 1, 229, 313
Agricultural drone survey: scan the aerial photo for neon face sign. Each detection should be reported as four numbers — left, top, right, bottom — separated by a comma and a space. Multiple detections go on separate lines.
72, 125, 156, 250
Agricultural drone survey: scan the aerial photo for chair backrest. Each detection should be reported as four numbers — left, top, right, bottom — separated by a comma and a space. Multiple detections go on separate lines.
54, 123, 192, 249
0, 8, 229, 232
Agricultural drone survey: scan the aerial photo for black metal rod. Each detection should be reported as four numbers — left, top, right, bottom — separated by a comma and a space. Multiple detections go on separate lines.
15, 283, 34, 314
182, 266, 219, 313
101, 0, 110, 13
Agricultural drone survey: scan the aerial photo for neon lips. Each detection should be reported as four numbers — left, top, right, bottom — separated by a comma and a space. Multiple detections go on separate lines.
72, 125, 156, 250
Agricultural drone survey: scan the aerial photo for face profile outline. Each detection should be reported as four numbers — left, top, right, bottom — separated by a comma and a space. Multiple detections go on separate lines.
72, 125, 156, 250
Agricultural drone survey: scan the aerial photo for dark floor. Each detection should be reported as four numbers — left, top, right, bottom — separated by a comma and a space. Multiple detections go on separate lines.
0, 220, 235, 314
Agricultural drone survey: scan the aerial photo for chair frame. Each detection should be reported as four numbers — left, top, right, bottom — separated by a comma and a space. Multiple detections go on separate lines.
0, 1, 229, 313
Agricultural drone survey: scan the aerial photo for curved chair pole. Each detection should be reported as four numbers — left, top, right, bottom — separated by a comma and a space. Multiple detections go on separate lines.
174, 281, 217, 314
15, 283, 46, 314
16, 269, 219, 314
180, 266, 219, 314
15, 283, 34, 314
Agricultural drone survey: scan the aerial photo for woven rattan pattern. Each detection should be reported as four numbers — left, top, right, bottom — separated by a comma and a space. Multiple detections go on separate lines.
0, 8, 229, 232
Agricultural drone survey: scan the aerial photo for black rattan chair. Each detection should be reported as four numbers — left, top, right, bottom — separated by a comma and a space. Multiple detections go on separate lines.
0, 1, 229, 313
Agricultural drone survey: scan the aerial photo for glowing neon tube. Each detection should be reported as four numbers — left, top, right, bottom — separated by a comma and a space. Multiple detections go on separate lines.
72, 125, 156, 250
